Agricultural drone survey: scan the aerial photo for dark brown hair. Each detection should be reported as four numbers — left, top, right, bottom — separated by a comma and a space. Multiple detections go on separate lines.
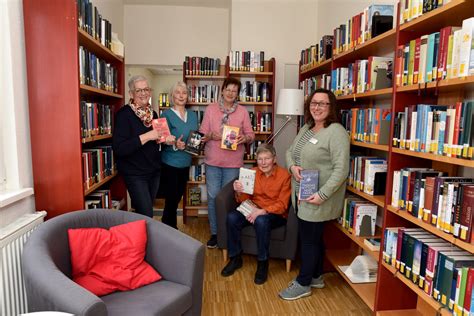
222, 77, 241, 93
304, 88, 339, 128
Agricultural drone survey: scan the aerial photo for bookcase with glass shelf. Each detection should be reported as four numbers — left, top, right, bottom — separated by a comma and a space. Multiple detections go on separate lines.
299, 0, 474, 314
23, 0, 127, 219
180, 56, 276, 222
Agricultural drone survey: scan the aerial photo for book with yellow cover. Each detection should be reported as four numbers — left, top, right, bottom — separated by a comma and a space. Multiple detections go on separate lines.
221, 125, 240, 151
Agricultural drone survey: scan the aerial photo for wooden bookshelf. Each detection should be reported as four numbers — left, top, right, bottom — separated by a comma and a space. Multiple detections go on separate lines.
300, 58, 332, 77
228, 71, 273, 76
350, 140, 389, 152
336, 88, 393, 101
184, 75, 226, 80
84, 172, 117, 196
396, 75, 474, 93
24, 0, 127, 218
326, 249, 377, 311
239, 101, 272, 106
331, 221, 381, 262
346, 186, 385, 208
391, 148, 474, 168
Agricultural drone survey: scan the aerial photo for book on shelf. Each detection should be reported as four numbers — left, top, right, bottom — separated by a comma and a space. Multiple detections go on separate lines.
152, 118, 171, 143
238, 167, 256, 195
237, 199, 258, 217
364, 237, 381, 251
188, 187, 201, 206
221, 125, 239, 151
298, 169, 319, 200
184, 56, 221, 76
184, 131, 205, 156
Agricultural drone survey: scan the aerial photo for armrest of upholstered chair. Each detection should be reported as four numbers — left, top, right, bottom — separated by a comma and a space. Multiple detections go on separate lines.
215, 178, 239, 254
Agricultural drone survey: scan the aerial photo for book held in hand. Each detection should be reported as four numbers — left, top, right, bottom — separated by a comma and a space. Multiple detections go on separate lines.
221, 125, 240, 151
184, 130, 204, 155
298, 169, 319, 200
238, 167, 256, 195
152, 118, 171, 143
237, 199, 258, 217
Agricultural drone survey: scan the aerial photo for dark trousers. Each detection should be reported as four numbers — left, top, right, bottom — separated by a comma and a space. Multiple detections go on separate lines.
123, 169, 160, 218
161, 163, 189, 229
227, 209, 286, 261
296, 218, 325, 286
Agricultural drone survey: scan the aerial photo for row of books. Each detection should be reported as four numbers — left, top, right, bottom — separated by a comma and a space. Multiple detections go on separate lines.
299, 74, 332, 97
395, 18, 474, 87
348, 156, 387, 196
85, 189, 112, 209
331, 56, 393, 96
238, 81, 271, 103
189, 163, 206, 182
392, 101, 474, 160
80, 101, 113, 139
184, 56, 221, 76
339, 195, 378, 237
82, 145, 115, 189
187, 84, 220, 104
332, 4, 394, 56
299, 35, 333, 71
391, 168, 474, 243
249, 111, 272, 133
79, 46, 119, 93
341, 107, 391, 145
77, 0, 113, 49
382, 227, 474, 315
158, 93, 169, 108
228, 50, 265, 72
244, 140, 264, 160
400, 0, 452, 26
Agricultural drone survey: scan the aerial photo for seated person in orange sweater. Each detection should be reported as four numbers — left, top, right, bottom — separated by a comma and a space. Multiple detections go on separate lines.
221, 143, 291, 284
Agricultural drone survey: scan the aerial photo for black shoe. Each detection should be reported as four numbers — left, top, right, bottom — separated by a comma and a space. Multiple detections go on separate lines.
254, 260, 269, 285
206, 234, 217, 248
221, 255, 243, 277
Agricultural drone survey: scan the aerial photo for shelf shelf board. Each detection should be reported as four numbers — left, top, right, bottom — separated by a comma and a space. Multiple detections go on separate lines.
184, 75, 226, 80
386, 205, 474, 253
244, 160, 256, 163
255, 132, 271, 135
381, 262, 451, 316
399, 0, 474, 35
333, 29, 396, 64
229, 71, 273, 77
186, 102, 209, 106
188, 181, 205, 184
396, 75, 474, 93
326, 249, 376, 311
239, 101, 272, 106
376, 310, 423, 316
337, 88, 393, 101
300, 59, 332, 77
346, 185, 385, 208
350, 140, 389, 152
78, 28, 123, 63
80, 85, 123, 98
391, 148, 474, 168
331, 221, 380, 262
82, 134, 112, 143
84, 172, 117, 196
185, 204, 208, 210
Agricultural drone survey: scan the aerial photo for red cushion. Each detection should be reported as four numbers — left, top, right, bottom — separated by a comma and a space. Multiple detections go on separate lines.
68, 220, 161, 296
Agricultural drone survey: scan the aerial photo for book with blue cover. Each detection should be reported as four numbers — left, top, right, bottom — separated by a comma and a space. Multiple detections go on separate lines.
299, 169, 319, 200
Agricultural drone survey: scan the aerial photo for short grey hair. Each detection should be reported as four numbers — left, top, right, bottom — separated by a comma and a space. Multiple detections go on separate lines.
256, 143, 276, 157
128, 75, 148, 91
170, 81, 188, 105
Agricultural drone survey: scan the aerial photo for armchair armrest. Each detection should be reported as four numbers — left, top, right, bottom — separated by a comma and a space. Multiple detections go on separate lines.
215, 178, 239, 249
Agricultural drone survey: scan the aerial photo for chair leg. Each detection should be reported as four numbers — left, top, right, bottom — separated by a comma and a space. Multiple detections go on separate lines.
223, 249, 228, 262
286, 259, 291, 272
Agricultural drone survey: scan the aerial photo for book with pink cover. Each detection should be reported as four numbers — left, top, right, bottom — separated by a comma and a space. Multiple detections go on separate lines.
221, 125, 240, 151
152, 118, 171, 143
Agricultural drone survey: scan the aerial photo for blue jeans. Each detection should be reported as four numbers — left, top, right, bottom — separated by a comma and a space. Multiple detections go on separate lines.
226, 210, 287, 261
123, 170, 160, 218
205, 165, 239, 235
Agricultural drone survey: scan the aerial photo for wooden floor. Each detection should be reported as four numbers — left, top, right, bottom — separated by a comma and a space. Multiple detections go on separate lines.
155, 214, 372, 316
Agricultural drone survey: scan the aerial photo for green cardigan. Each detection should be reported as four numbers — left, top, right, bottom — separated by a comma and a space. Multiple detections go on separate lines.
286, 123, 350, 222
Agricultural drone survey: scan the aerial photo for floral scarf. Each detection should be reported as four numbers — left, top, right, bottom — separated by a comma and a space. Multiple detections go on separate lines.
218, 98, 238, 126
129, 101, 153, 128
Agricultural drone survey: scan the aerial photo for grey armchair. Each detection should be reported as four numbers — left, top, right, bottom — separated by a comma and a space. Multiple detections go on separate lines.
22, 209, 205, 316
215, 179, 298, 272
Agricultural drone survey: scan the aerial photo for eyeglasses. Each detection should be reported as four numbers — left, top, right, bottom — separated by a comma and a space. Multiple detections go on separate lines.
310, 101, 331, 109
224, 88, 238, 94
257, 156, 274, 163
133, 88, 153, 95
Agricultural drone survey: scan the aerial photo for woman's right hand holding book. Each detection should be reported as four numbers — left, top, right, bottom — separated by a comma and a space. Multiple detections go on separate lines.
140, 129, 162, 145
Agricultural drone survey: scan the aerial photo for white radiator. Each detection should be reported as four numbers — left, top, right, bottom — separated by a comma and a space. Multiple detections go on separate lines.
0, 211, 46, 316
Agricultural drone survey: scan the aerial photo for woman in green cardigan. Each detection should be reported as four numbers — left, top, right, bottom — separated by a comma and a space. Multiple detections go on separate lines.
279, 88, 350, 300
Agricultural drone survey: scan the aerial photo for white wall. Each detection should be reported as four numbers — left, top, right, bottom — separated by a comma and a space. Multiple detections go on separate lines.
124, 5, 230, 65
94, 0, 125, 41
